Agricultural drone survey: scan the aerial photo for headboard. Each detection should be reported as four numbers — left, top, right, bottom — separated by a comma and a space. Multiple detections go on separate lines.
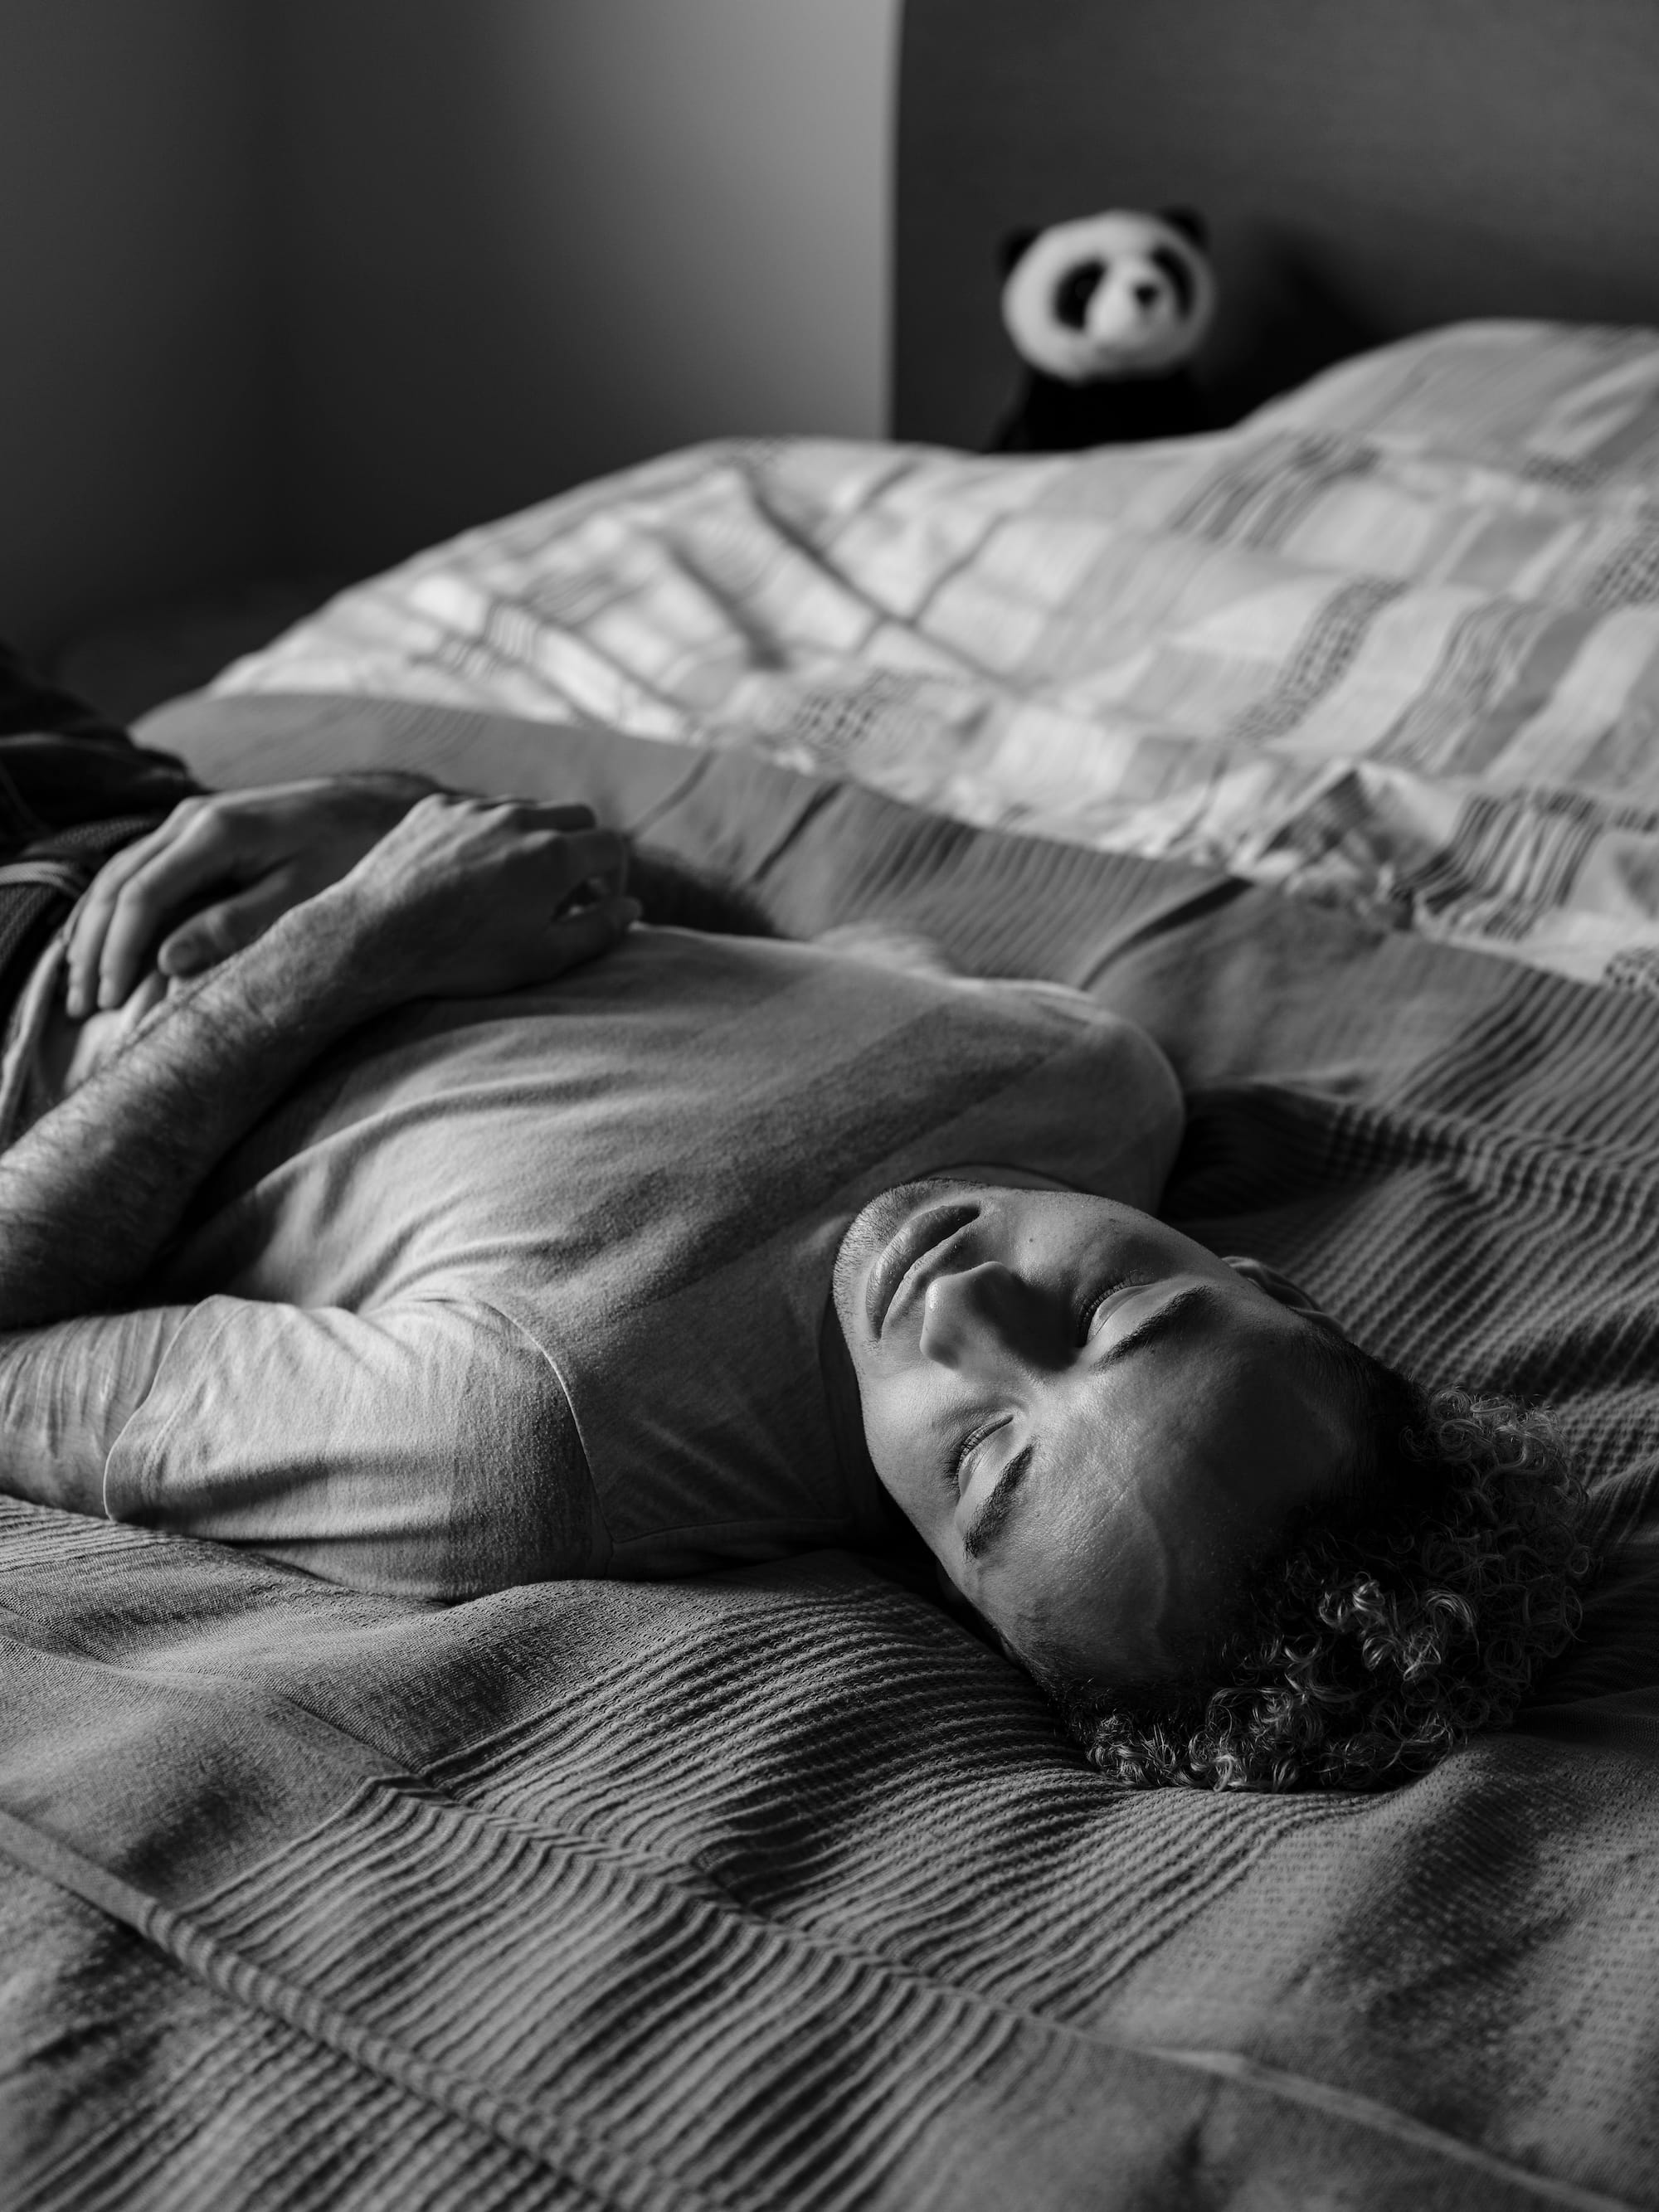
893, 0, 1659, 447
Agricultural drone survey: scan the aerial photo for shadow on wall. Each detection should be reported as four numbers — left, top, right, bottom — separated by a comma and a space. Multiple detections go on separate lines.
51, 577, 349, 729
0, 0, 275, 663
270, 0, 897, 582
5, 0, 897, 698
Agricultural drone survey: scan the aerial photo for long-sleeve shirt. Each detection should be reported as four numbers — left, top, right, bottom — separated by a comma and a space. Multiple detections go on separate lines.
0, 926, 1182, 1598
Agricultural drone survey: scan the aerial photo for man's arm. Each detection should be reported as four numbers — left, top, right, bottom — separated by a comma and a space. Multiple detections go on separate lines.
2, 1295, 596, 1595
64, 777, 773, 1018
64, 771, 447, 1015
0, 795, 634, 1331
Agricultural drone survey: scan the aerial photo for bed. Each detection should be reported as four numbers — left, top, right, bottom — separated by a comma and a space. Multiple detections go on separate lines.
9, 3, 1659, 2205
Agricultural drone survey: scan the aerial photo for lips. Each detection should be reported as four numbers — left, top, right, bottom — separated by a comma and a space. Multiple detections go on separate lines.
865, 1201, 978, 1338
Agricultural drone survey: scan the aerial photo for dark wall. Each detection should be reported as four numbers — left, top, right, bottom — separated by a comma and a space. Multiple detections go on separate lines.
261, 0, 898, 583
0, 0, 274, 655
895, 0, 1659, 450
2, 0, 897, 660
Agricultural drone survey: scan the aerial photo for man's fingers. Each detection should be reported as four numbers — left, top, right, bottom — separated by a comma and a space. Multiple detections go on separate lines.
66, 809, 237, 1010
85, 826, 245, 1011
542, 892, 641, 975
63, 790, 628, 1014
64, 822, 187, 1015
484, 799, 597, 834
546, 826, 628, 902
156, 885, 291, 978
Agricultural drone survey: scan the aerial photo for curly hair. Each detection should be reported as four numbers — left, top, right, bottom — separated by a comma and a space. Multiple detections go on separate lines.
1038, 1337, 1595, 1792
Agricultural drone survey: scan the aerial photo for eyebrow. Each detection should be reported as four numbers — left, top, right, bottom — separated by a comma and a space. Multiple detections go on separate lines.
1094, 1283, 1210, 1370
961, 1443, 1034, 1561
958, 1285, 1214, 1563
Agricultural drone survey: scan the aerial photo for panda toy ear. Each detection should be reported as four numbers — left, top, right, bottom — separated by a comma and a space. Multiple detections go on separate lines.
998, 226, 1041, 278
1157, 206, 1209, 250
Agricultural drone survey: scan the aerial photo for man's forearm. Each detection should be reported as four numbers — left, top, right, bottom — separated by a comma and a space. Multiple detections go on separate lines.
0, 790, 635, 1330
0, 889, 387, 1330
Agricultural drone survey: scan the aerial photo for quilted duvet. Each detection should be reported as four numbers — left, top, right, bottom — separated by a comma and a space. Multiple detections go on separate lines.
216, 323, 1659, 991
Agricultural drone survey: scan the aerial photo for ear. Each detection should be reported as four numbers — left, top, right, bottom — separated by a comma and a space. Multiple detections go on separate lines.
1222, 1254, 1330, 1318
998, 226, 1041, 277
1158, 206, 1209, 250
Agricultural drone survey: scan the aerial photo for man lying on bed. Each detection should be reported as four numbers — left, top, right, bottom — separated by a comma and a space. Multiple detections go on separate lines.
0, 778, 1588, 1794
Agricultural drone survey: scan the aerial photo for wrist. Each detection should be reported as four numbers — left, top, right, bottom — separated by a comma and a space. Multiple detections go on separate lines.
209, 877, 412, 1038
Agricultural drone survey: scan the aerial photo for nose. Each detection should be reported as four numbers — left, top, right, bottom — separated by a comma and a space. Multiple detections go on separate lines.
917, 1262, 1054, 1370
1132, 280, 1160, 308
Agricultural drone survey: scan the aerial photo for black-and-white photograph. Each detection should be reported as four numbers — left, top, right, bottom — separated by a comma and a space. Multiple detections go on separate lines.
2, 3, 1658, 2205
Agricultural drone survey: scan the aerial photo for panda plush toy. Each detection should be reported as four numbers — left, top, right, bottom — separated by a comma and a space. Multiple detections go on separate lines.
991, 207, 1216, 453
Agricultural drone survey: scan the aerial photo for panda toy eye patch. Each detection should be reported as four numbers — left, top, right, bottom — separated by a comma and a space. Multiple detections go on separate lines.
1054, 260, 1107, 329
1149, 245, 1196, 317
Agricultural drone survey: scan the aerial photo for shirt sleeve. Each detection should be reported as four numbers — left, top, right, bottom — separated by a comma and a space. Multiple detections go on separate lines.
103, 1294, 601, 1599
0, 1305, 189, 1515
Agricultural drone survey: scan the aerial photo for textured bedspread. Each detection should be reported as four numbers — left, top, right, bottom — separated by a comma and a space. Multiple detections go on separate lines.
6, 693, 1659, 2207
213, 322, 1659, 990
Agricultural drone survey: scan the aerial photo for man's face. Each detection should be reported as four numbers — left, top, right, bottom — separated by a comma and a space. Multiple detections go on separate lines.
831, 1181, 1356, 1684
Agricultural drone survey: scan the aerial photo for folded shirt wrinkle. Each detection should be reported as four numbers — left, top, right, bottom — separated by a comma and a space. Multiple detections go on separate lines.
104, 1293, 597, 1602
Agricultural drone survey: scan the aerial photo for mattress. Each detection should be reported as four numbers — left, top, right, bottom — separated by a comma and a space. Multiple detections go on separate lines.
215, 321, 1659, 991
10, 696, 1659, 2209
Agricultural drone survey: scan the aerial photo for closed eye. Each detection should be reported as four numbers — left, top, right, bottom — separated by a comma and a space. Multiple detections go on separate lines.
953, 1413, 1010, 1485
1077, 1278, 1133, 1344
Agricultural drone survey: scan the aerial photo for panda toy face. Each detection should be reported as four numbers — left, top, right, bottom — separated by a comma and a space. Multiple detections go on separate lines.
1001, 208, 1216, 384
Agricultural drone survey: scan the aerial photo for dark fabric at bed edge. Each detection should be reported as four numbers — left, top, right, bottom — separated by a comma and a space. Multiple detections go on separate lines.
3, 690, 1656, 2210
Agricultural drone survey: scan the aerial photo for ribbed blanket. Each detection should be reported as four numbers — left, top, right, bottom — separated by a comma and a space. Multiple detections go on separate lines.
5, 693, 1659, 2210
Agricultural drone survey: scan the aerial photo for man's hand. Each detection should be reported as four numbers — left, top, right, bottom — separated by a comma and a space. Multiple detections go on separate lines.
66, 773, 444, 1017
0, 790, 639, 1331
324, 793, 638, 1007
